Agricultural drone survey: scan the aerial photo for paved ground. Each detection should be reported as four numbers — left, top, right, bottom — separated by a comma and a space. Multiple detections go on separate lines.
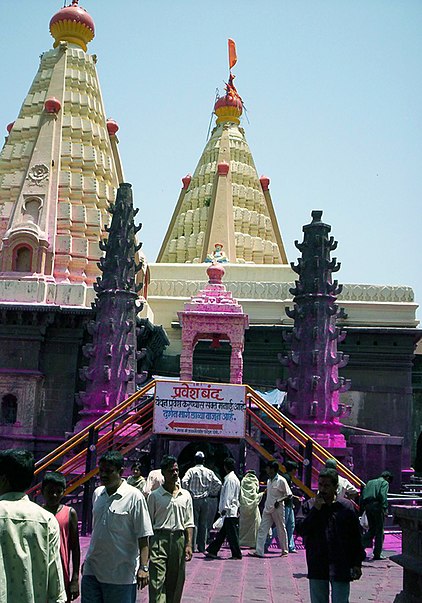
75, 533, 403, 602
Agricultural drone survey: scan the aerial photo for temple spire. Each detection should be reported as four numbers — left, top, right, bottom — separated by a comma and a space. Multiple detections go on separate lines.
157, 45, 288, 265
0, 1, 120, 307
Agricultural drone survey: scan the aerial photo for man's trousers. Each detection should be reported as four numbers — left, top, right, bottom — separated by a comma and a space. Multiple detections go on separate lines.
149, 529, 186, 603
362, 501, 385, 558
192, 497, 209, 553
206, 516, 242, 558
256, 505, 288, 555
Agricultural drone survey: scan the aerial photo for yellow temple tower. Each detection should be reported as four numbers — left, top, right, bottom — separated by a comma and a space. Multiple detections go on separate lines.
0, 0, 123, 307
157, 74, 287, 265
0, 2, 129, 454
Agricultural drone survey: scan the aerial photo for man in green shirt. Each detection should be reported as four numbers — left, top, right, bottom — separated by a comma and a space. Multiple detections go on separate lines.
0, 449, 66, 603
361, 471, 393, 560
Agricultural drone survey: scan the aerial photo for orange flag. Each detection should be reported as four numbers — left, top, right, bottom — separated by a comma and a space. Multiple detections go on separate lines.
228, 38, 237, 70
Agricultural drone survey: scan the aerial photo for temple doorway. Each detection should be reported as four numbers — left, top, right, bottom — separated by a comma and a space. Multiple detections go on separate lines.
192, 340, 231, 383
177, 441, 233, 482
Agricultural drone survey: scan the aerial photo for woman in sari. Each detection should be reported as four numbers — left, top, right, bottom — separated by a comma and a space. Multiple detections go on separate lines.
239, 469, 263, 547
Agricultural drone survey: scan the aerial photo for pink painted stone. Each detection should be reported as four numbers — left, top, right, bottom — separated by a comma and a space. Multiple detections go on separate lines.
107, 118, 119, 136
178, 265, 249, 384
260, 175, 270, 191
44, 97, 61, 114
217, 161, 230, 175
182, 174, 192, 190
206, 262, 224, 284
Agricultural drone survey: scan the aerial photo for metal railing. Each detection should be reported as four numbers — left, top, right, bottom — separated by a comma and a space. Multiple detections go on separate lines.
245, 386, 365, 493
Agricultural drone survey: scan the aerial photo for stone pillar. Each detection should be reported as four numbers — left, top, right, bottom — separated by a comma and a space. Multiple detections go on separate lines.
230, 341, 244, 384
391, 506, 422, 603
180, 334, 194, 381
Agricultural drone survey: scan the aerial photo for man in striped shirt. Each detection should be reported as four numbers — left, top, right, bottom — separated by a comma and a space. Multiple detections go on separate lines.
181, 451, 221, 553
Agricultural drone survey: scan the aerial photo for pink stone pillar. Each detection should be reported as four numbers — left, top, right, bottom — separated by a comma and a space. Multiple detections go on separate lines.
180, 333, 194, 381
230, 341, 244, 384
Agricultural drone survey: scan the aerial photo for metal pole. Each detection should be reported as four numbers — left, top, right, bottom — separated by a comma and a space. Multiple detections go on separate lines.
81, 427, 98, 536
304, 440, 313, 490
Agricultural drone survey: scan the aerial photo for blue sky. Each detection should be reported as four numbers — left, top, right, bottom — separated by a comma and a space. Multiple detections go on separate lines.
2, 1, 421, 321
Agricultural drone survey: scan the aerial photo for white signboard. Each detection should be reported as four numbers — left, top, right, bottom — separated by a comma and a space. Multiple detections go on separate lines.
153, 380, 246, 439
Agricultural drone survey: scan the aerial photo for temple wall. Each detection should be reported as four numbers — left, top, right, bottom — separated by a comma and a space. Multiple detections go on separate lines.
0, 307, 91, 456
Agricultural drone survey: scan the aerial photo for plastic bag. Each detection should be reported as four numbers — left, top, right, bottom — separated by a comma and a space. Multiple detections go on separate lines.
359, 511, 368, 530
213, 516, 224, 530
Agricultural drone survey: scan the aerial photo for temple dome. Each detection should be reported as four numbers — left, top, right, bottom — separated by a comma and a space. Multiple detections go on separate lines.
50, 1, 95, 52
214, 93, 243, 125
214, 74, 243, 125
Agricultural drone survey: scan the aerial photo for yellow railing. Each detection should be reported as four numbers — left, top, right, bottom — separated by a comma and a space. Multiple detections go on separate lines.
28, 380, 157, 495
29, 379, 364, 498
245, 386, 364, 491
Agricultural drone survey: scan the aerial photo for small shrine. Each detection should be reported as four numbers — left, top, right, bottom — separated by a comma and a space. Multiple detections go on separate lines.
178, 261, 249, 384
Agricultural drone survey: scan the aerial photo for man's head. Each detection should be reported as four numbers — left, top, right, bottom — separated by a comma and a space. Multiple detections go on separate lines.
131, 461, 142, 477
381, 471, 393, 484
41, 471, 66, 508
266, 460, 279, 479
223, 457, 235, 475
0, 449, 34, 494
284, 460, 298, 476
317, 468, 339, 503
160, 455, 179, 486
195, 451, 205, 465
98, 450, 124, 492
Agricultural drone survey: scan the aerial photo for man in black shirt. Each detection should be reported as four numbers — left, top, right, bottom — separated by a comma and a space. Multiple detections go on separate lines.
296, 468, 364, 603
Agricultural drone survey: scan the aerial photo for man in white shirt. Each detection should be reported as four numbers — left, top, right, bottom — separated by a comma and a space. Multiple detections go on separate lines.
250, 459, 292, 558
181, 451, 221, 553
0, 449, 66, 603
147, 455, 194, 603
205, 457, 242, 559
81, 450, 153, 603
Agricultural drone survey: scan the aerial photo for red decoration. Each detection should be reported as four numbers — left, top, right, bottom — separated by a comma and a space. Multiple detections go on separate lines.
50, 3, 95, 34
214, 95, 242, 112
217, 162, 230, 175
182, 174, 192, 190
106, 119, 119, 136
44, 97, 61, 114
6, 122, 14, 134
206, 262, 225, 284
260, 175, 270, 191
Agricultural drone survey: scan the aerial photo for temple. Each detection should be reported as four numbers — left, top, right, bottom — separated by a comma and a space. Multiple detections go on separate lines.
144, 67, 420, 476
0, 3, 421, 492
0, 2, 159, 455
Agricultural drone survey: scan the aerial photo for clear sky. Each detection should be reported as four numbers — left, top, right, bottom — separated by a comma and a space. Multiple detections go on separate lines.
2, 1, 421, 321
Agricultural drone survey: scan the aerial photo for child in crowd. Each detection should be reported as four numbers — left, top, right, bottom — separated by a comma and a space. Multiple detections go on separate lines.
127, 460, 146, 492
42, 471, 81, 602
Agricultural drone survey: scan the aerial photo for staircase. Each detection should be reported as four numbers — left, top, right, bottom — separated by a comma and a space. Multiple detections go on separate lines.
29, 380, 365, 502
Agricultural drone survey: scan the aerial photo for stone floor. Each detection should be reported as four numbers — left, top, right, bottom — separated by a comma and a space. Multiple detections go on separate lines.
75, 533, 403, 602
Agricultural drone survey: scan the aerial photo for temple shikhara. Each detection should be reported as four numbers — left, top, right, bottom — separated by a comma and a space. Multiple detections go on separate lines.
0, 2, 421, 539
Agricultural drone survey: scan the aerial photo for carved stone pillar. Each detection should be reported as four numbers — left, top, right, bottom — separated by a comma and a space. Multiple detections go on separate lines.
230, 341, 244, 384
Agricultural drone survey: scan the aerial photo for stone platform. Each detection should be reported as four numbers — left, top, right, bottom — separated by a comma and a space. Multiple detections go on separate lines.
76, 533, 403, 602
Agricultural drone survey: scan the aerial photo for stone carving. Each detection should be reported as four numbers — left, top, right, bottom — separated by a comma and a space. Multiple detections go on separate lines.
178, 263, 248, 384
148, 278, 414, 303
26, 164, 49, 186
75, 183, 145, 431
278, 211, 351, 448
205, 243, 228, 263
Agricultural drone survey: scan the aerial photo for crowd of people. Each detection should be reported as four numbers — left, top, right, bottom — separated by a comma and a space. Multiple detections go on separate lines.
0, 447, 393, 603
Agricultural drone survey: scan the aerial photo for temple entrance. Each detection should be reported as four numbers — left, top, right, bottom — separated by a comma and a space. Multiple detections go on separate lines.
177, 441, 233, 482
192, 340, 231, 383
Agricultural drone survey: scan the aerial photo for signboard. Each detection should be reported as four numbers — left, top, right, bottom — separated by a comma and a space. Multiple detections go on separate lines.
153, 380, 246, 439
